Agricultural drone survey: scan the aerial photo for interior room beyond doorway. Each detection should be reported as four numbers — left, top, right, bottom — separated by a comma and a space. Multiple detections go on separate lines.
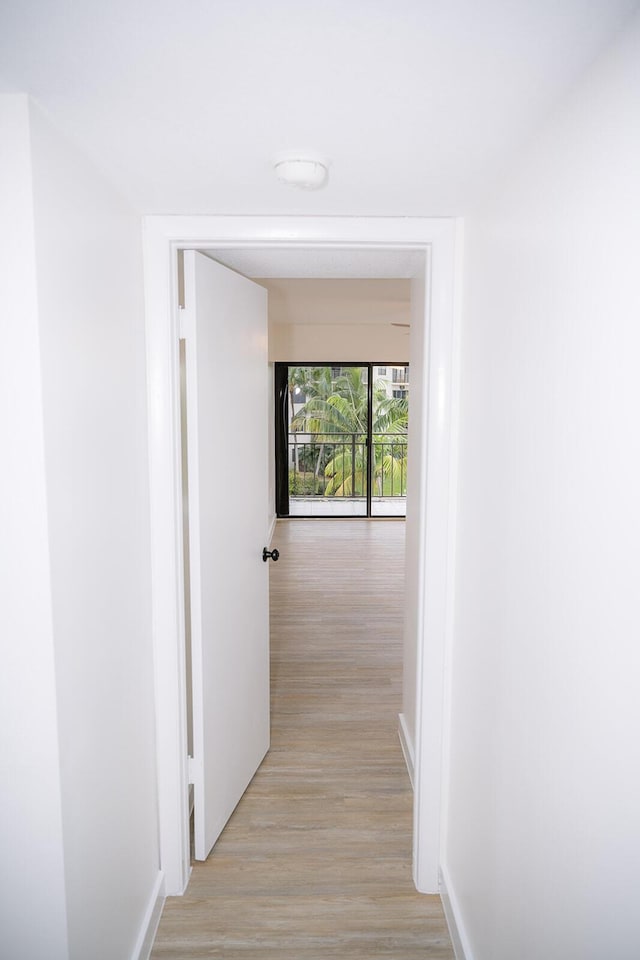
252, 274, 413, 523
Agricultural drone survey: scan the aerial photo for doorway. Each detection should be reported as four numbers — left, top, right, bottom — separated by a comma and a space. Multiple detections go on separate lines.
143, 216, 458, 898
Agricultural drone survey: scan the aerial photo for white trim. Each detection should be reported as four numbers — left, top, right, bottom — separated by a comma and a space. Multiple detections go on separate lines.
439, 866, 475, 960
143, 215, 459, 898
411, 219, 458, 893
143, 220, 191, 895
267, 513, 277, 546
438, 218, 464, 873
398, 712, 415, 788
130, 871, 165, 960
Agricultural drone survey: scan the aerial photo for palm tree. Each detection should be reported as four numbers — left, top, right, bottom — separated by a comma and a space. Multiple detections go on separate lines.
290, 366, 408, 498
287, 365, 312, 477
288, 366, 335, 487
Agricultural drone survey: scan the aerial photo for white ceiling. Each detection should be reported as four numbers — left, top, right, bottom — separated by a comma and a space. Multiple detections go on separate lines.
1, 0, 637, 216
202, 246, 424, 279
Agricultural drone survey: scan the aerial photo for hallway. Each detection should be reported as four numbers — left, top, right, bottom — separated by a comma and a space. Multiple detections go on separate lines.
151, 520, 453, 958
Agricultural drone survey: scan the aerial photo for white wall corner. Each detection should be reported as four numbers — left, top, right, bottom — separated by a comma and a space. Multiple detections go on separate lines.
131, 872, 165, 960
439, 865, 474, 960
398, 713, 415, 789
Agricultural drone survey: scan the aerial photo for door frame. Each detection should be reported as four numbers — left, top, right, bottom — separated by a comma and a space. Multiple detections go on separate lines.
143, 216, 461, 897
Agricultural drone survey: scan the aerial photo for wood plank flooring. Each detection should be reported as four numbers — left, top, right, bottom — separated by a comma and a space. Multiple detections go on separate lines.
151, 519, 454, 959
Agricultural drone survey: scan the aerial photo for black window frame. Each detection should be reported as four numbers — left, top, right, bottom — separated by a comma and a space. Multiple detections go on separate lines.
275, 361, 409, 519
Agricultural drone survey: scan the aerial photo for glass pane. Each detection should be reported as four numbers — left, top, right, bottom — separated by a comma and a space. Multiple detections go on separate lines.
287, 365, 368, 517
371, 364, 408, 517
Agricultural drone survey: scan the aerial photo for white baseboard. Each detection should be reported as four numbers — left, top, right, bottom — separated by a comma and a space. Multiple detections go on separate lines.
439, 865, 475, 960
397, 713, 415, 789
131, 871, 165, 960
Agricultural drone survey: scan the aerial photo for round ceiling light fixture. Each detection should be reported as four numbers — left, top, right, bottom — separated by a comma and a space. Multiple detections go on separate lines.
273, 152, 329, 190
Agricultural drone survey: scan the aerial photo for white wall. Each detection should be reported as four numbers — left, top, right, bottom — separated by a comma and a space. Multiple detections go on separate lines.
0, 93, 70, 960
269, 321, 409, 362
0, 95, 160, 960
445, 13, 640, 960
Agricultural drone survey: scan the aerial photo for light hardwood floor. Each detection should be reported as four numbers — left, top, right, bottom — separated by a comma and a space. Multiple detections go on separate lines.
151, 519, 454, 959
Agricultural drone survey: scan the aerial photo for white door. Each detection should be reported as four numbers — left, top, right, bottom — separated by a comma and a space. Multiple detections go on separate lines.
182, 250, 271, 861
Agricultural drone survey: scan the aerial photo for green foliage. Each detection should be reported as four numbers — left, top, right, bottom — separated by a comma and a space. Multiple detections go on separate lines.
289, 366, 408, 498
288, 470, 321, 496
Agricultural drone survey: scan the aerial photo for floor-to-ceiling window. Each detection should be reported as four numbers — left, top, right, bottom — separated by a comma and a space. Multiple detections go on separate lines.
275, 363, 409, 518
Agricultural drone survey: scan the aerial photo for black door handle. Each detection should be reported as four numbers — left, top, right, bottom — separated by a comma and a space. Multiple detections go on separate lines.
263, 547, 280, 563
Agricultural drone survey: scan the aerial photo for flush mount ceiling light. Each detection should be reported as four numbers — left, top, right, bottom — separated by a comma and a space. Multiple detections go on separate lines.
273, 152, 329, 190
